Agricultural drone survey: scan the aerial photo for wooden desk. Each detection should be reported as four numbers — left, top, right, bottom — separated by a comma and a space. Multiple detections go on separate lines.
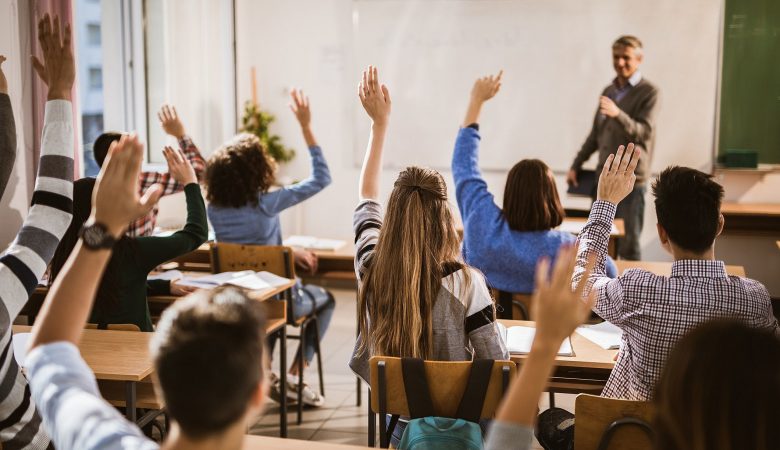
616, 260, 747, 277
243, 435, 371, 449
720, 202, 780, 234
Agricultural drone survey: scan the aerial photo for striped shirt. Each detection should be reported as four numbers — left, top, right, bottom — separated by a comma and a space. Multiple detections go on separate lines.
1, 100, 73, 449
574, 200, 778, 400
348, 200, 508, 382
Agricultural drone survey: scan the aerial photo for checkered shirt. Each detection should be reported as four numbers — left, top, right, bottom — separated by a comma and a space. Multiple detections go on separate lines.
126, 136, 206, 237
573, 200, 779, 400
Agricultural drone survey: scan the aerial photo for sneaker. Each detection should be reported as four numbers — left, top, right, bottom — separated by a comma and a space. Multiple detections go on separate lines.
287, 380, 325, 407
268, 373, 297, 405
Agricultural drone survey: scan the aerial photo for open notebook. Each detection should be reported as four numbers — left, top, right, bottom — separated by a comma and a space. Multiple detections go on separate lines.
498, 323, 574, 356
575, 321, 622, 350
150, 270, 290, 291
283, 235, 345, 251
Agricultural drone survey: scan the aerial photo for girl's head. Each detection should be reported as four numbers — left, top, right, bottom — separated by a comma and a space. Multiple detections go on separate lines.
204, 133, 276, 208
503, 159, 565, 231
357, 166, 464, 360
654, 320, 780, 450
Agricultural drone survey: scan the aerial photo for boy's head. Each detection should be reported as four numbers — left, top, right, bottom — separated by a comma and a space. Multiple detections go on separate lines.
151, 286, 267, 438
93, 132, 124, 168
652, 166, 725, 254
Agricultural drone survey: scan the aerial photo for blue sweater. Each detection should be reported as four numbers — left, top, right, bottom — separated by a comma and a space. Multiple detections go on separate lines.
208, 146, 332, 245
452, 127, 616, 293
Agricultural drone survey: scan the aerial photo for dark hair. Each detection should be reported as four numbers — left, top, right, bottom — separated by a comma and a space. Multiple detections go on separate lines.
151, 286, 266, 438
49, 177, 134, 320
654, 320, 780, 450
652, 166, 724, 253
613, 35, 643, 50
502, 159, 565, 231
93, 132, 122, 168
204, 133, 276, 208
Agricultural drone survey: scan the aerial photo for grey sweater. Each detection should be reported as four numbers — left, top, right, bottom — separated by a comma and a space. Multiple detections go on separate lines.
0, 93, 16, 197
571, 79, 659, 186
349, 200, 508, 382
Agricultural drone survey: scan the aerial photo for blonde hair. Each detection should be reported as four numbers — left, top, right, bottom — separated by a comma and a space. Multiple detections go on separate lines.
357, 166, 468, 359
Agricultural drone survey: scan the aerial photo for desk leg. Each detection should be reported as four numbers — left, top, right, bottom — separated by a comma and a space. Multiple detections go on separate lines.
279, 326, 288, 438
125, 381, 137, 423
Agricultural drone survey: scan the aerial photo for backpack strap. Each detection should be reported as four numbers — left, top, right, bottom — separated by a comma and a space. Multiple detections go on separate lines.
401, 358, 436, 419
455, 359, 495, 423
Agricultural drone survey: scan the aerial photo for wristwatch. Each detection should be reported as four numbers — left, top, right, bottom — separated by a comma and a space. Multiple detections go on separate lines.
79, 220, 117, 250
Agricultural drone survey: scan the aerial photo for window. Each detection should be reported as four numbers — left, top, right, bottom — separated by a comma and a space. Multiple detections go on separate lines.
88, 67, 103, 89
75, 0, 106, 176
87, 23, 101, 46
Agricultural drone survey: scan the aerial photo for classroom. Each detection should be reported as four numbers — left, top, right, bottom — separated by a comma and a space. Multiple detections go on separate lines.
0, 0, 778, 449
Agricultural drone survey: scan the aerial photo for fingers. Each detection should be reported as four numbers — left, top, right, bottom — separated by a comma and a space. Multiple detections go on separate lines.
370, 66, 379, 93
0, 55, 6, 65
381, 84, 391, 104
626, 146, 641, 173
31, 56, 46, 80
617, 144, 632, 173
601, 154, 614, 176
52, 15, 61, 51
63, 22, 72, 49
138, 184, 163, 215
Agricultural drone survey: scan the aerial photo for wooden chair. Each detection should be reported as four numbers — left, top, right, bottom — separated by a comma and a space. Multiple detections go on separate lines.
368, 356, 516, 448
574, 394, 654, 450
210, 242, 326, 427
491, 288, 532, 320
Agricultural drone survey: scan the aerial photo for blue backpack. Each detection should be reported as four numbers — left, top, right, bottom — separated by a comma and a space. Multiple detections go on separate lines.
395, 358, 495, 450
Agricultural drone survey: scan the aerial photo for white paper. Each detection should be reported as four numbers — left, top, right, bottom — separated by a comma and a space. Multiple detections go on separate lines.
502, 325, 574, 356
284, 235, 345, 251
175, 270, 289, 291
13, 333, 30, 367
558, 221, 619, 235
147, 270, 184, 281
576, 321, 623, 350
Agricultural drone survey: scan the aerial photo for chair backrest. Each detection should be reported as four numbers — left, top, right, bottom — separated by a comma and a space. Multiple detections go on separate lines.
210, 242, 295, 278
575, 394, 654, 450
369, 356, 516, 419
491, 288, 532, 320
85, 323, 141, 332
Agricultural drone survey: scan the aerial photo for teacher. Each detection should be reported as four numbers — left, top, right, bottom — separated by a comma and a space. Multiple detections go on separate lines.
567, 35, 659, 260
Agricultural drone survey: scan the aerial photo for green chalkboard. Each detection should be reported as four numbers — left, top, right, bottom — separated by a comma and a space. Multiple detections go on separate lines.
718, 0, 780, 164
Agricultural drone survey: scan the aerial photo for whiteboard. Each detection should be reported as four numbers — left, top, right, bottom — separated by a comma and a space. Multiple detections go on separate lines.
353, 0, 722, 173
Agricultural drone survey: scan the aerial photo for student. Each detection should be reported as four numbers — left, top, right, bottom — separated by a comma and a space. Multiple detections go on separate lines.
350, 66, 508, 444
0, 16, 74, 448
26, 134, 269, 450
484, 246, 596, 450
204, 89, 333, 407
452, 72, 616, 296
93, 104, 206, 237
573, 144, 778, 401
49, 146, 207, 331
654, 320, 780, 450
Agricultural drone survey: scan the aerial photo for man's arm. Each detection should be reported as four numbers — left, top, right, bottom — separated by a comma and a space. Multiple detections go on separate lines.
613, 88, 658, 143
0, 55, 16, 198
567, 107, 601, 186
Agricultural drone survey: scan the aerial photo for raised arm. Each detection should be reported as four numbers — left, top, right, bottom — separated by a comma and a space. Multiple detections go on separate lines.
29, 134, 162, 348
0, 55, 16, 197
462, 70, 502, 127
358, 66, 391, 201
486, 246, 596, 450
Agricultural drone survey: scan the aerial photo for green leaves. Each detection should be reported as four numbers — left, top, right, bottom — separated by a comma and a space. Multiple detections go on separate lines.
240, 101, 296, 163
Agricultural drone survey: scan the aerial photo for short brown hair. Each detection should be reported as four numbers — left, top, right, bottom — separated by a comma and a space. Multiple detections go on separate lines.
205, 133, 277, 208
151, 286, 266, 439
613, 35, 643, 50
502, 159, 565, 231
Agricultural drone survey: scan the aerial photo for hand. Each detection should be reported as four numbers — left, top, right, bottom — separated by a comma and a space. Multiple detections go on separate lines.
358, 66, 391, 127
470, 70, 503, 103
170, 279, 198, 297
566, 169, 579, 187
158, 104, 186, 139
597, 143, 640, 205
91, 134, 163, 238
0, 56, 7, 94
599, 96, 620, 118
532, 245, 596, 346
31, 14, 75, 101
294, 248, 318, 275
289, 89, 311, 128
163, 146, 197, 185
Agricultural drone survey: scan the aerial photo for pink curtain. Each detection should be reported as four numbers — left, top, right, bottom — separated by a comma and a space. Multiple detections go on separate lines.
30, 0, 79, 177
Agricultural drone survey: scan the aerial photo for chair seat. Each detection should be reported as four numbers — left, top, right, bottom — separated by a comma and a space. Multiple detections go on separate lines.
97, 379, 164, 410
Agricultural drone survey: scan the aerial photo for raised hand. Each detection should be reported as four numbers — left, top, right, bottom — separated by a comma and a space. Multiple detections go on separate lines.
470, 70, 503, 103
532, 245, 596, 346
31, 14, 75, 101
158, 104, 186, 139
597, 143, 640, 205
599, 96, 620, 118
92, 134, 163, 238
289, 89, 311, 128
0, 56, 7, 94
358, 65, 391, 126
163, 145, 197, 185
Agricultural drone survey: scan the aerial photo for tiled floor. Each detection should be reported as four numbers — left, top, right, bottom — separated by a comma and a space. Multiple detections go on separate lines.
249, 288, 577, 448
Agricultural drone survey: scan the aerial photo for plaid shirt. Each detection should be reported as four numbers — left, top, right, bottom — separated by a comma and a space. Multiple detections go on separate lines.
126, 136, 206, 237
574, 200, 779, 400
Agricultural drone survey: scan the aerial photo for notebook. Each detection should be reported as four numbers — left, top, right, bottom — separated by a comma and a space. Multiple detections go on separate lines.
576, 321, 622, 350
173, 270, 290, 291
566, 169, 596, 197
284, 235, 345, 251
499, 323, 574, 356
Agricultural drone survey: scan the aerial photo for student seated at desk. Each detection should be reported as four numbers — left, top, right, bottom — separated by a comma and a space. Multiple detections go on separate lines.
350, 66, 508, 446
204, 89, 333, 407
26, 134, 271, 450
49, 145, 207, 332
452, 71, 616, 296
